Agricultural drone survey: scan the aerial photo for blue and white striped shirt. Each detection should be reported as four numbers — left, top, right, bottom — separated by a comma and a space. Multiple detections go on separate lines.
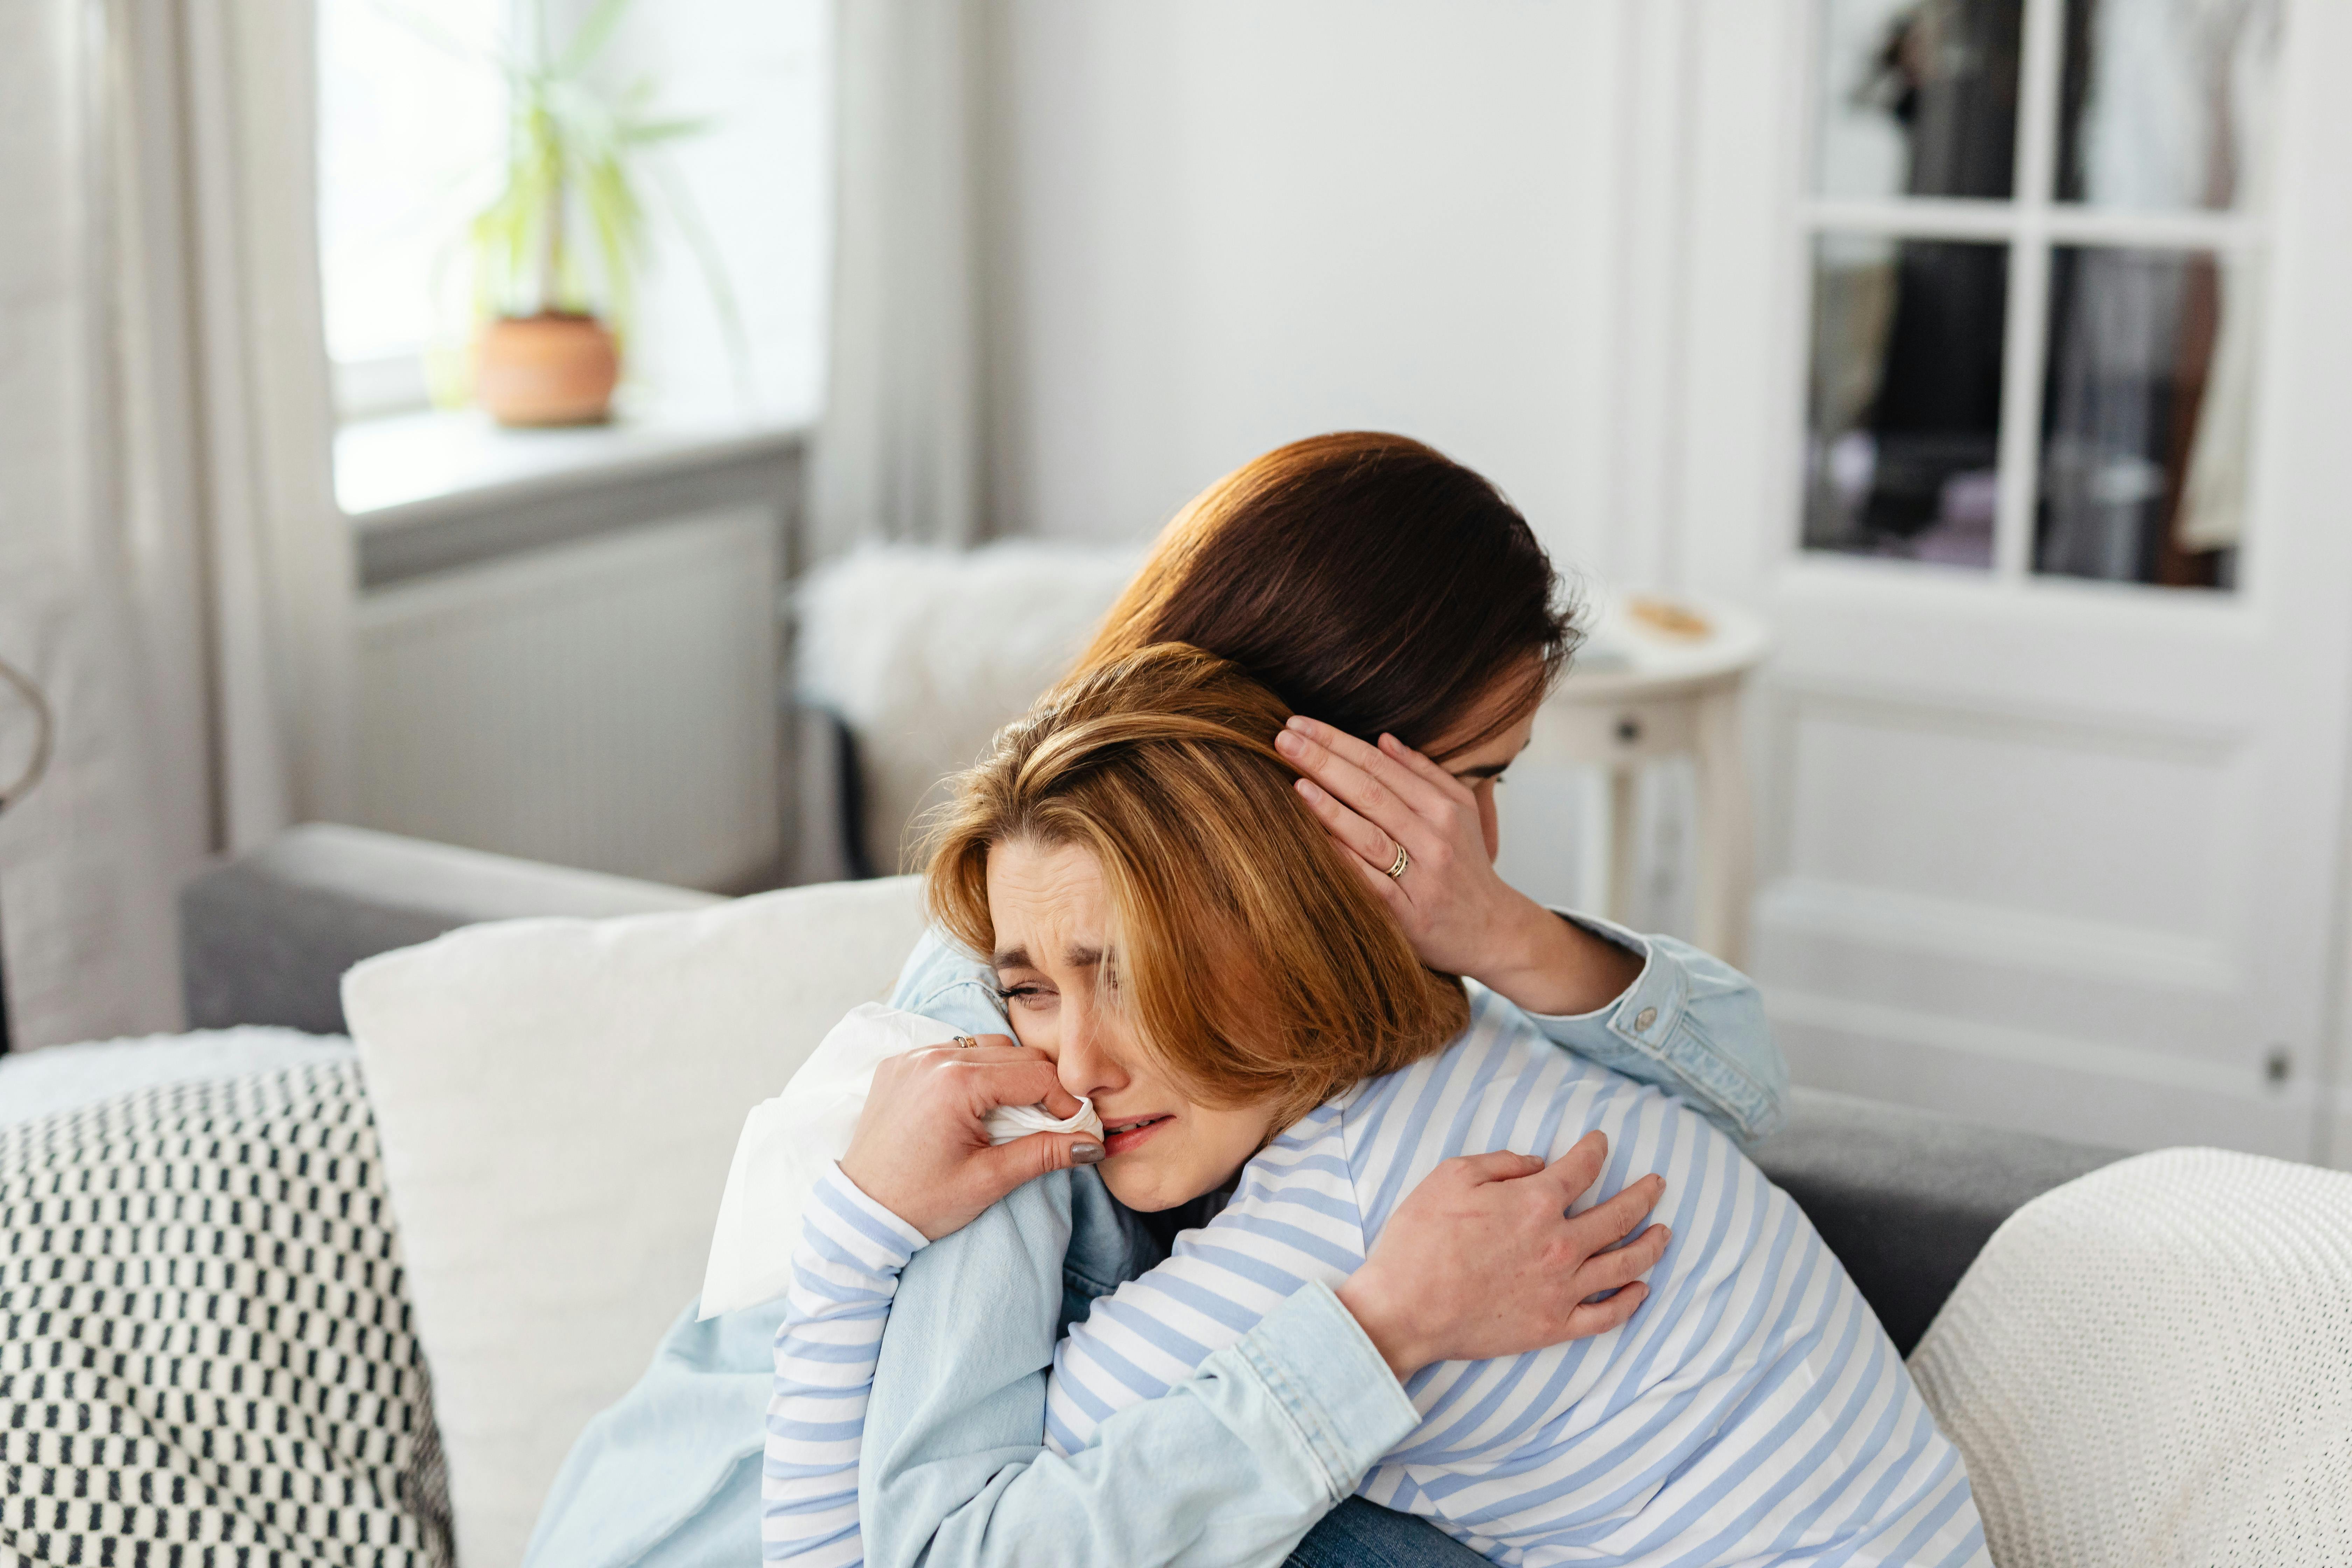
1042, 988, 1983, 1563
768, 984, 1984, 1566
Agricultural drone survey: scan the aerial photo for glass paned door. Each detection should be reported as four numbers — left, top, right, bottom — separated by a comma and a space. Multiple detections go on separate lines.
1804, 235, 2007, 567
1800, 0, 2280, 590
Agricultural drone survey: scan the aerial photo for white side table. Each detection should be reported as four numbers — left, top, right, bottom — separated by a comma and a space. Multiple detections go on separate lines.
1528, 595, 1770, 965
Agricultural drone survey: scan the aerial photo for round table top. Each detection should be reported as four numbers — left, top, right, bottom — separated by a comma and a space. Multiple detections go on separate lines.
1552, 590, 1772, 702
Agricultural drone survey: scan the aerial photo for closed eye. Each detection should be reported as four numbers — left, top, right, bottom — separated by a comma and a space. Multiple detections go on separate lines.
995, 983, 1056, 1011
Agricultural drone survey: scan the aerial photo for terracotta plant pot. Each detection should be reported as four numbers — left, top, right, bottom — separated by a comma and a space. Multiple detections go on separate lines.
475, 312, 620, 427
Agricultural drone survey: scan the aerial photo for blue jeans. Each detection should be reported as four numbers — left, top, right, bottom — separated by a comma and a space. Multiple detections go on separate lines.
1286, 1499, 1487, 1567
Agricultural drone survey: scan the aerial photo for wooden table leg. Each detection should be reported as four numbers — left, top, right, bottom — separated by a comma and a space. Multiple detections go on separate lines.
1691, 683, 1752, 967
1606, 763, 1640, 927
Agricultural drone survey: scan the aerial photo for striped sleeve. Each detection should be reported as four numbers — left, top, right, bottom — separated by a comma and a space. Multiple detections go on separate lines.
762, 1163, 929, 1566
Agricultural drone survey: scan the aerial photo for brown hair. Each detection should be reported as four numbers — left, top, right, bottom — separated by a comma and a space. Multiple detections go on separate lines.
1080, 433, 1580, 758
924, 643, 1469, 1132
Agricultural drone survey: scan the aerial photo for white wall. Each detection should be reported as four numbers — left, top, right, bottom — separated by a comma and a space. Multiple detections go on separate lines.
975, 0, 1641, 579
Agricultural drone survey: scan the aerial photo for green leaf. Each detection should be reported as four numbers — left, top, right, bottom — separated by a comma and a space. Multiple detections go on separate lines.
578, 156, 641, 336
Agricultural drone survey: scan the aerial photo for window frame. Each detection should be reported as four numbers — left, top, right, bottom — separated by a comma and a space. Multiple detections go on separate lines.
1792, 0, 2270, 588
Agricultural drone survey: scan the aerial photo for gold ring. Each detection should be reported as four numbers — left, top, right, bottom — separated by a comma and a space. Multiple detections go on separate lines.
1385, 844, 1410, 879
953, 1035, 980, 1049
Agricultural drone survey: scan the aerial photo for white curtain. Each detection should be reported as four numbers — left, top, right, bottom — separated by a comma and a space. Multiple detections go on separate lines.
807, 0, 986, 558
0, 0, 349, 1050
174, 0, 356, 844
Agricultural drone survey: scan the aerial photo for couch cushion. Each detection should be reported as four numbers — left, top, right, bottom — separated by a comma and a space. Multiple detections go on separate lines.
342, 875, 927, 1568
0, 1025, 345, 1127
0, 1059, 450, 1568
1910, 1147, 2352, 1566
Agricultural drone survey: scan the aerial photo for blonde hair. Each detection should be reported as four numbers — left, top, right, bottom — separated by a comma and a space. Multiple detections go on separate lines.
922, 643, 1469, 1133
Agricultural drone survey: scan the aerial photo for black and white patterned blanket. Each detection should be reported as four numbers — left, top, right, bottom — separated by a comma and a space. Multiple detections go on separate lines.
0, 1060, 451, 1568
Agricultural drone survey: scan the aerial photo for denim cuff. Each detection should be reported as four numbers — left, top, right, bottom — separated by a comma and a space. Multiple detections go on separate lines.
1514, 907, 1769, 1142
1233, 1281, 1420, 1501
1518, 910, 1685, 1042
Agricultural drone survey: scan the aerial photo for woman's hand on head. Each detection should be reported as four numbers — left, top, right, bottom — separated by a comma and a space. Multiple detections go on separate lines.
1275, 716, 1640, 1016
1335, 1130, 1669, 1382
837, 1038, 1104, 1242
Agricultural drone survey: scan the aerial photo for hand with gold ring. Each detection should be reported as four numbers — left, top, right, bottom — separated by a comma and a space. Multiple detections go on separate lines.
1273, 712, 1640, 1017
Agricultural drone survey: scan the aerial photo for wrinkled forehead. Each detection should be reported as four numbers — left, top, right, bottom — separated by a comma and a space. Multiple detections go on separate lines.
985, 836, 1112, 972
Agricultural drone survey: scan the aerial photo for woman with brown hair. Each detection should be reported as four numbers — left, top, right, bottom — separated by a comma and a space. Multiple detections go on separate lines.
765, 644, 1979, 1567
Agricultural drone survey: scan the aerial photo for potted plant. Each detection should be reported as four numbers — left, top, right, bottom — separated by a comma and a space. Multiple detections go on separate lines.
447, 0, 744, 426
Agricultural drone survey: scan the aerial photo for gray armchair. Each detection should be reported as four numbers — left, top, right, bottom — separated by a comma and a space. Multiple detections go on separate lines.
180, 824, 722, 1036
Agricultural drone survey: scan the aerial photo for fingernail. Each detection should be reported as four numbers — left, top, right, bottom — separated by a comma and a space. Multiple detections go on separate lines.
1071, 1142, 1105, 1164
1274, 729, 1302, 754
1286, 715, 1311, 731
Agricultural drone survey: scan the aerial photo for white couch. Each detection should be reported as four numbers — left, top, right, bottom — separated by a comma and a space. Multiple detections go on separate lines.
116, 829, 2352, 1568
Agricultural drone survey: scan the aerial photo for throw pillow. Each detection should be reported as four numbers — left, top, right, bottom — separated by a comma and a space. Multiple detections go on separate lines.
1910, 1146, 2352, 1566
0, 1060, 451, 1568
341, 875, 925, 1568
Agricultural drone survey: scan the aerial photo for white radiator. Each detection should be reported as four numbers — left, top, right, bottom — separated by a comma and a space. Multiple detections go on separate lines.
355, 506, 782, 890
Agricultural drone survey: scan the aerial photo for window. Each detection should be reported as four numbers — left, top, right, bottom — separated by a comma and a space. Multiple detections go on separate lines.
1800, 0, 2279, 590
316, 0, 506, 421
317, 0, 830, 442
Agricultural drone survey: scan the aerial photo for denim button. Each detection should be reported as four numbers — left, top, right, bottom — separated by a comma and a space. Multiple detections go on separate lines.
1634, 1006, 1658, 1032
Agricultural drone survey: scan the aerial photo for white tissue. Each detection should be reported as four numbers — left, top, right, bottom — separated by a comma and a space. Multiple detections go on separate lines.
985, 1096, 1104, 1143
698, 1002, 1103, 1320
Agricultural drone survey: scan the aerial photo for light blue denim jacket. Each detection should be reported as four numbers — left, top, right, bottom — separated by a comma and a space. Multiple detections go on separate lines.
856, 915, 1785, 1568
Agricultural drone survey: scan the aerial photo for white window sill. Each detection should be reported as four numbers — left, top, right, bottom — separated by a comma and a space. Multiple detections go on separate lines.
336, 404, 812, 525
